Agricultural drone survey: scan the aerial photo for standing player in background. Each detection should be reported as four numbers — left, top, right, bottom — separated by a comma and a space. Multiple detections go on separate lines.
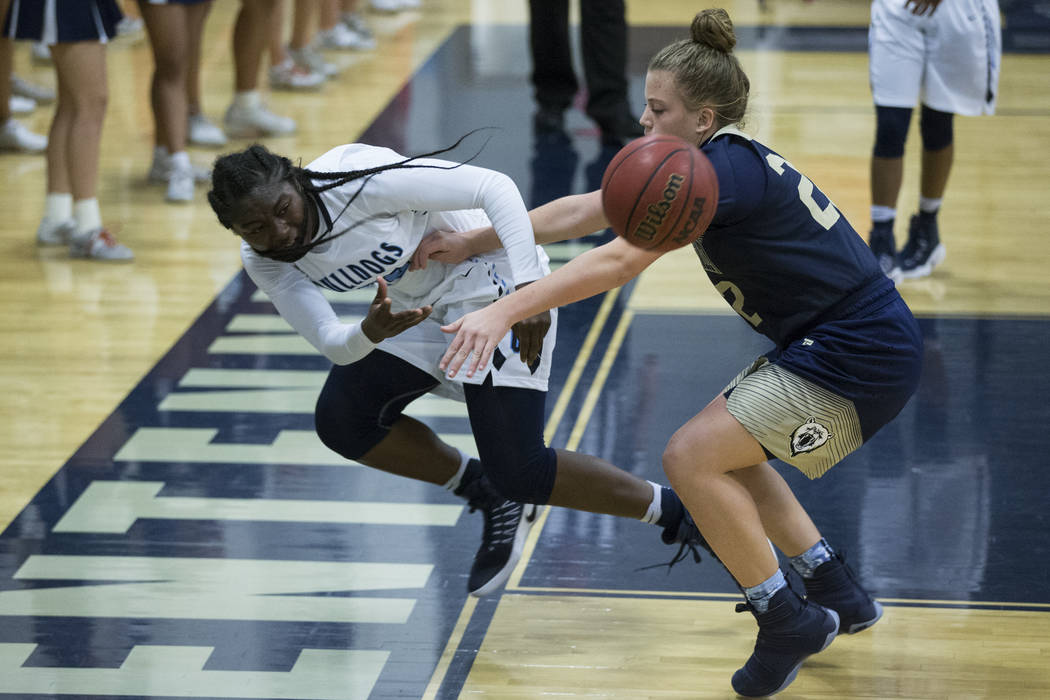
206, 138, 705, 598
866, 0, 1001, 280
432, 9, 922, 696
528, 0, 643, 145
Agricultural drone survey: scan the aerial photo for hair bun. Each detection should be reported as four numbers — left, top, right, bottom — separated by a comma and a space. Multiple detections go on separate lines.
691, 8, 736, 53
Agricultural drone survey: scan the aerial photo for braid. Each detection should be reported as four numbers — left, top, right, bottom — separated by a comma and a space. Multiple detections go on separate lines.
208, 130, 496, 258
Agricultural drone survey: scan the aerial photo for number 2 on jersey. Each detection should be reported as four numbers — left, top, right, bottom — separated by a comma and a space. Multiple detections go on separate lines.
764, 154, 841, 230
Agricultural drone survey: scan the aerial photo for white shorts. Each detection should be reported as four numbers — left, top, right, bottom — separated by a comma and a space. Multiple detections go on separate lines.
869, 0, 1001, 116
381, 210, 557, 400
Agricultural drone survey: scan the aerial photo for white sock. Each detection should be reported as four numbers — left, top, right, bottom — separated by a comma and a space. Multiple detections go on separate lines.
73, 198, 102, 234
44, 192, 73, 222
442, 449, 471, 492
169, 150, 191, 172
871, 205, 896, 223
919, 197, 942, 214
233, 90, 261, 110
641, 481, 662, 524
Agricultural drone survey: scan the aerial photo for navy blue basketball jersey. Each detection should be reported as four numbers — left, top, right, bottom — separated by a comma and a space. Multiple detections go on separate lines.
695, 128, 888, 347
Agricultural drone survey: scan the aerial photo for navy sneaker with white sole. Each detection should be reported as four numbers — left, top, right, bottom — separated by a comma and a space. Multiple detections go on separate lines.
803, 551, 884, 634
732, 586, 839, 698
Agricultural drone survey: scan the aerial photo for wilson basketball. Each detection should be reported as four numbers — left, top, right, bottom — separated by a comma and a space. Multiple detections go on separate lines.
601, 134, 718, 253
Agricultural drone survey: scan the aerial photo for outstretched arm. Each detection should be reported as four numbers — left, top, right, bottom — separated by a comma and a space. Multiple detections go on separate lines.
529, 190, 610, 244
440, 236, 662, 377
411, 191, 610, 269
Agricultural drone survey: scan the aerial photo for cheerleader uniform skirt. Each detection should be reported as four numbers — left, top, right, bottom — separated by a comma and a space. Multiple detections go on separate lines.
4, 0, 122, 44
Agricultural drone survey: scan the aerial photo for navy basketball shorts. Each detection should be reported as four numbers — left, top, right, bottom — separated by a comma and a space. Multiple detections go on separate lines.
723, 295, 923, 478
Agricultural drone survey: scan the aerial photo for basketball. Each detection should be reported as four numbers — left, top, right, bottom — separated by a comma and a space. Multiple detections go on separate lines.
601, 134, 719, 253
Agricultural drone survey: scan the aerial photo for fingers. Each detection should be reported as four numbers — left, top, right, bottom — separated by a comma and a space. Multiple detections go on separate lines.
439, 335, 465, 374
454, 345, 490, 378
439, 332, 489, 379
409, 244, 429, 271
388, 305, 433, 334
373, 276, 388, 301
521, 335, 542, 365
515, 327, 533, 364
466, 346, 489, 377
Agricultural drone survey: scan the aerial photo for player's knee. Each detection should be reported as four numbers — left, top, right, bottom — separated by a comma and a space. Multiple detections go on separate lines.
919, 104, 954, 152
873, 105, 912, 158
314, 391, 386, 460
483, 446, 557, 504
661, 432, 695, 487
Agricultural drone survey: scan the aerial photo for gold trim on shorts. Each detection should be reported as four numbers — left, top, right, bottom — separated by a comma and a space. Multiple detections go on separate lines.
724, 358, 862, 479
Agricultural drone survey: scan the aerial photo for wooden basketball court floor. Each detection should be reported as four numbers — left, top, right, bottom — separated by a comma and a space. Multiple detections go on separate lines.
1, 1, 1049, 698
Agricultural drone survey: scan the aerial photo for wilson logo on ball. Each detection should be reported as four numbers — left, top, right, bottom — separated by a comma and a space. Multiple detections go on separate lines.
632, 173, 685, 243
601, 134, 719, 253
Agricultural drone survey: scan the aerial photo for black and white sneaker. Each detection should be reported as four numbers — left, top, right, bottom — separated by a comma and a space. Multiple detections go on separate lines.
898, 213, 946, 279
868, 221, 901, 284
459, 474, 538, 596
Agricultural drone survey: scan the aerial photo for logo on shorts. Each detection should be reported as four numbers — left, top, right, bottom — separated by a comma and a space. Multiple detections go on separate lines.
790, 417, 832, 456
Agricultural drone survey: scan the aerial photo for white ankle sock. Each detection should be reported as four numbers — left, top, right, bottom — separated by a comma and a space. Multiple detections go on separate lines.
641, 481, 662, 524
169, 150, 190, 171
918, 196, 942, 214
442, 449, 471, 491
233, 90, 261, 110
73, 198, 102, 233
871, 205, 896, 223
44, 192, 73, 222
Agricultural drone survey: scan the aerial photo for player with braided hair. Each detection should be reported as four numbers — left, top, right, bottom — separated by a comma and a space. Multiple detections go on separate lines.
207, 137, 708, 598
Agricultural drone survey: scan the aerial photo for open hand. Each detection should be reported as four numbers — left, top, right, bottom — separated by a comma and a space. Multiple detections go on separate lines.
360, 277, 433, 342
439, 304, 514, 378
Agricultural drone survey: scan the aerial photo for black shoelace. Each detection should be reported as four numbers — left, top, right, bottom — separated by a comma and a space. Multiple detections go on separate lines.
635, 540, 705, 573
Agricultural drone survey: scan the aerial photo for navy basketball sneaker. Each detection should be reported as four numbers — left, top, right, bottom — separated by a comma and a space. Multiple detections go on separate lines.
660, 509, 718, 566
732, 585, 839, 697
803, 551, 884, 634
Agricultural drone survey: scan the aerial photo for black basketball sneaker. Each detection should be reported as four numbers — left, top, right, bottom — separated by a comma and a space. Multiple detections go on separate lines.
899, 212, 946, 279
458, 468, 538, 596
